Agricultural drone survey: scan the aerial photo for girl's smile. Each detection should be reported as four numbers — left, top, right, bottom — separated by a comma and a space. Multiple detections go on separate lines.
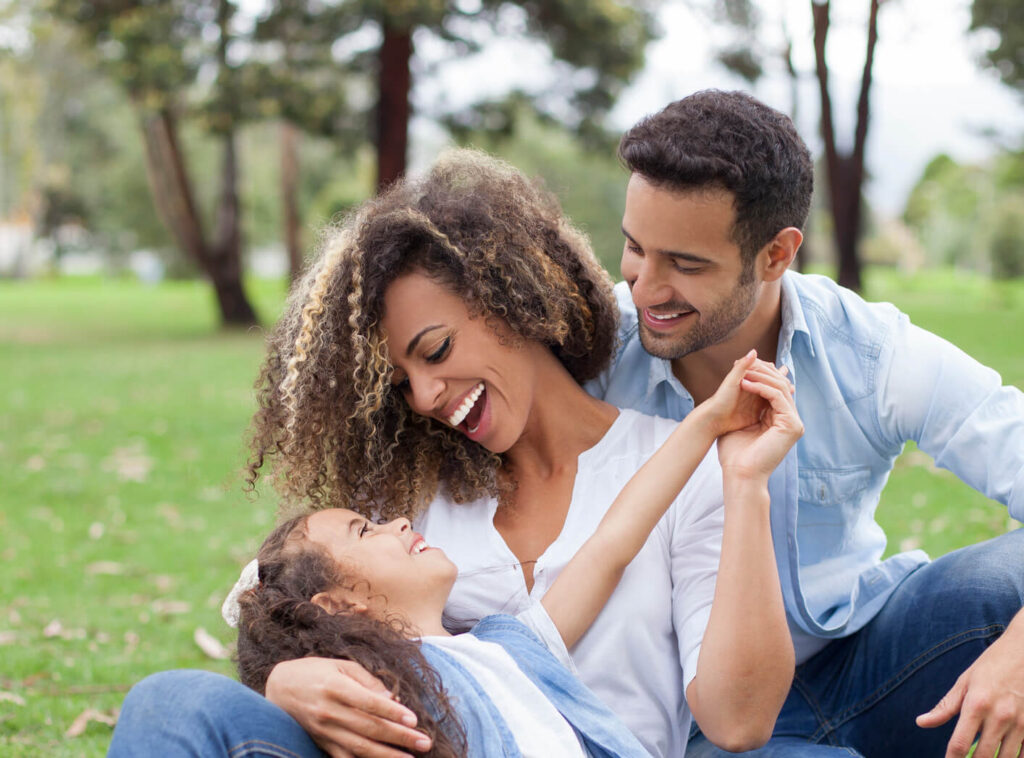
304, 508, 456, 636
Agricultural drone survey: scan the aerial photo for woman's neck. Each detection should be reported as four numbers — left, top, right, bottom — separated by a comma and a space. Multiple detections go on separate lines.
503, 347, 619, 480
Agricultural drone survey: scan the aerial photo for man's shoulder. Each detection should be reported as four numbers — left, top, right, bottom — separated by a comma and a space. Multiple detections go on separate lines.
785, 271, 905, 359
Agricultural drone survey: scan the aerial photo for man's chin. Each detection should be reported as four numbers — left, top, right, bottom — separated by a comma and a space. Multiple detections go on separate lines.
638, 326, 695, 361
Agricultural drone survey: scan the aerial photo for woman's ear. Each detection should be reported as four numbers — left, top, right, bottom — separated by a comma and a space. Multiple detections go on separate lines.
310, 591, 369, 616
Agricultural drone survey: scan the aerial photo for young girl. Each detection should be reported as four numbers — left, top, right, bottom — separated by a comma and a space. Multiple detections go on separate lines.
221, 351, 800, 757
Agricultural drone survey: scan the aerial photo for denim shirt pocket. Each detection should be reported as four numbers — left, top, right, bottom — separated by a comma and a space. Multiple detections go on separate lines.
798, 465, 872, 507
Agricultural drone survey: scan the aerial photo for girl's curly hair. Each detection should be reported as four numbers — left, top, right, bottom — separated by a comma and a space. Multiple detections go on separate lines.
247, 148, 618, 519
235, 516, 466, 758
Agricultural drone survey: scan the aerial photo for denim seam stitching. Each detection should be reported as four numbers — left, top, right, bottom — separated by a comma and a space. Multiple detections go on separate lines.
808, 623, 1005, 742
228, 739, 309, 758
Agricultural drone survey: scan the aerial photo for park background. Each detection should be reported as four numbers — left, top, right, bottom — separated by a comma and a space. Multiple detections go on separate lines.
1, 0, 1023, 754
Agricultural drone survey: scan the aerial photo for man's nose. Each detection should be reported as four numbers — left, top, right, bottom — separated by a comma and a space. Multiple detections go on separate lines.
628, 255, 672, 309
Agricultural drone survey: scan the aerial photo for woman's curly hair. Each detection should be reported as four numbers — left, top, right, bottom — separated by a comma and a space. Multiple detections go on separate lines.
247, 148, 618, 519
236, 516, 466, 758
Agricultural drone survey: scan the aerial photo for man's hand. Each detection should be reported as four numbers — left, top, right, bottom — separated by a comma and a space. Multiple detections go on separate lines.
917, 613, 1024, 758
265, 657, 433, 758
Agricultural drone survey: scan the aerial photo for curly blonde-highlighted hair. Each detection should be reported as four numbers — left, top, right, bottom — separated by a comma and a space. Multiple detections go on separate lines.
247, 149, 618, 520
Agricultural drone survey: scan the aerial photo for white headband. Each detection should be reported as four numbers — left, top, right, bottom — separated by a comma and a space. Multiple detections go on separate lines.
221, 558, 259, 628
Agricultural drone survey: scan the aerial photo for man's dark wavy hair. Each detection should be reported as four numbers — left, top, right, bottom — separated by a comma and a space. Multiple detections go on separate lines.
618, 89, 813, 268
235, 515, 466, 758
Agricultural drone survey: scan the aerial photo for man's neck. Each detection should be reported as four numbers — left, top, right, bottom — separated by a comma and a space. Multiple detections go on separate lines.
672, 284, 784, 406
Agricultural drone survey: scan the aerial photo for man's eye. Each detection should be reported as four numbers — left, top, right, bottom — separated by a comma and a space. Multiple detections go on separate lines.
674, 263, 702, 274
426, 336, 451, 363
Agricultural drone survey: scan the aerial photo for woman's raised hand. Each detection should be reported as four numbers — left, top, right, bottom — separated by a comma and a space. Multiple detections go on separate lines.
264, 657, 432, 758
715, 358, 802, 482
699, 350, 776, 437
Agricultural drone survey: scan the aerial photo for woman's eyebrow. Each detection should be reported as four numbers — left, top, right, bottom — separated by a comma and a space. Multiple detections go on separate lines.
406, 324, 443, 356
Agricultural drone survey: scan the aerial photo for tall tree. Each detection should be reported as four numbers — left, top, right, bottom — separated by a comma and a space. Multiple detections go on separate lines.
812, 0, 883, 292
705, 0, 886, 290
49, 0, 259, 326
256, 0, 656, 191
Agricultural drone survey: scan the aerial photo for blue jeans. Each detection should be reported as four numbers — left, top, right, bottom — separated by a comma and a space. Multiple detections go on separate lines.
688, 529, 1024, 757
108, 669, 325, 757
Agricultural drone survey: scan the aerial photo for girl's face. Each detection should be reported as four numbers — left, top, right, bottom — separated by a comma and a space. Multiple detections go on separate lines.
381, 270, 544, 454
305, 508, 456, 621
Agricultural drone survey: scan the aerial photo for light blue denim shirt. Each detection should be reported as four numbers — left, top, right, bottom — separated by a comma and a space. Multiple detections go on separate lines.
587, 272, 1024, 661
421, 614, 651, 757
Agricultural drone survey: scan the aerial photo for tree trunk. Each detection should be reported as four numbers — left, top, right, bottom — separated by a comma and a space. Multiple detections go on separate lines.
376, 24, 413, 192
280, 120, 303, 282
136, 106, 257, 326
138, 108, 208, 267
811, 0, 881, 292
210, 130, 258, 326
781, 30, 806, 272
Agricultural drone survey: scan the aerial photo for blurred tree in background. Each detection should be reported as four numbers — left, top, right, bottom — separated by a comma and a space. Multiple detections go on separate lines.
48, 0, 259, 325
904, 149, 1024, 278
700, 0, 887, 292
253, 0, 656, 191
971, 0, 1024, 91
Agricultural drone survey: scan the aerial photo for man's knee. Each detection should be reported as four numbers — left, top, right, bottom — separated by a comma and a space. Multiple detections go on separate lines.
921, 530, 1024, 620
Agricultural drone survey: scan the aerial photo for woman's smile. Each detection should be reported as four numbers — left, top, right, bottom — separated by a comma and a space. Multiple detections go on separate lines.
382, 270, 540, 454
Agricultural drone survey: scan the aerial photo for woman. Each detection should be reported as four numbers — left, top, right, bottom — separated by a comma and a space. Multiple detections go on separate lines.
111, 150, 793, 757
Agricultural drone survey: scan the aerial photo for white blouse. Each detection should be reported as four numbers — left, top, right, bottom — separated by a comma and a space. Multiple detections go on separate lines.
416, 409, 725, 757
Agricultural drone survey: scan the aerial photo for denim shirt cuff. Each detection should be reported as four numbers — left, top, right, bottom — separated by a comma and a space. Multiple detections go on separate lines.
1009, 465, 1024, 523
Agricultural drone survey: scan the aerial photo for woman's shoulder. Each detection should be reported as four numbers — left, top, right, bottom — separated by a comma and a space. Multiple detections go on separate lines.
596, 408, 686, 460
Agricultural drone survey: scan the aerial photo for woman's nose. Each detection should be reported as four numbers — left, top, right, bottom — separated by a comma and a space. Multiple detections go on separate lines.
406, 373, 444, 416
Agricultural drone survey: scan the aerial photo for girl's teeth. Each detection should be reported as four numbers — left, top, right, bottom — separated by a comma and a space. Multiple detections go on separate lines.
447, 382, 484, 426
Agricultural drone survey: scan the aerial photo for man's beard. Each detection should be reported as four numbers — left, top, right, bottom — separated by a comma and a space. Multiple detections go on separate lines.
637, 276, 759, 361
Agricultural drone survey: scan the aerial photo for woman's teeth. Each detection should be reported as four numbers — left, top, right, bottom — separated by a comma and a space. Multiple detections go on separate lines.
412, 540, 429, 554
447, 382, 484, 427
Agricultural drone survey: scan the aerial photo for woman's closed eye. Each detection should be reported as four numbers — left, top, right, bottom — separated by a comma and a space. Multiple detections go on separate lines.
359, 521, 371, 537
426, 336, 451, 363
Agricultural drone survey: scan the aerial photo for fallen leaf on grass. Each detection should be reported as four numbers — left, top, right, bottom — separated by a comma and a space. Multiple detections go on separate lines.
65, 707, 118, 737
86, 561, 125, 576
193, 627, 230, 660
151, 600, 190, 615
102, 442, 153, 483
0, 691, 25, 706
41, 620, 86, 640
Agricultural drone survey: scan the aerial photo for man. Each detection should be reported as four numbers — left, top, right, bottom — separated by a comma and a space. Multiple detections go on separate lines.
587, 89, 1024, 757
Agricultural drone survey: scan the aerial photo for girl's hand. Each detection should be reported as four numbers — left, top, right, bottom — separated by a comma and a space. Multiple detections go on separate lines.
265, 657, 432, 758
699, 350, 775, 438
716, 362, 802, 483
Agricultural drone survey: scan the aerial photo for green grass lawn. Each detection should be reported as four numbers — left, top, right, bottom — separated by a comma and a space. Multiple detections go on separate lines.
1, 269, 1022, 755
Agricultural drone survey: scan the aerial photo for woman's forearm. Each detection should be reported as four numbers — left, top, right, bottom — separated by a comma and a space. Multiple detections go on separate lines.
686, 477, 794, 753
